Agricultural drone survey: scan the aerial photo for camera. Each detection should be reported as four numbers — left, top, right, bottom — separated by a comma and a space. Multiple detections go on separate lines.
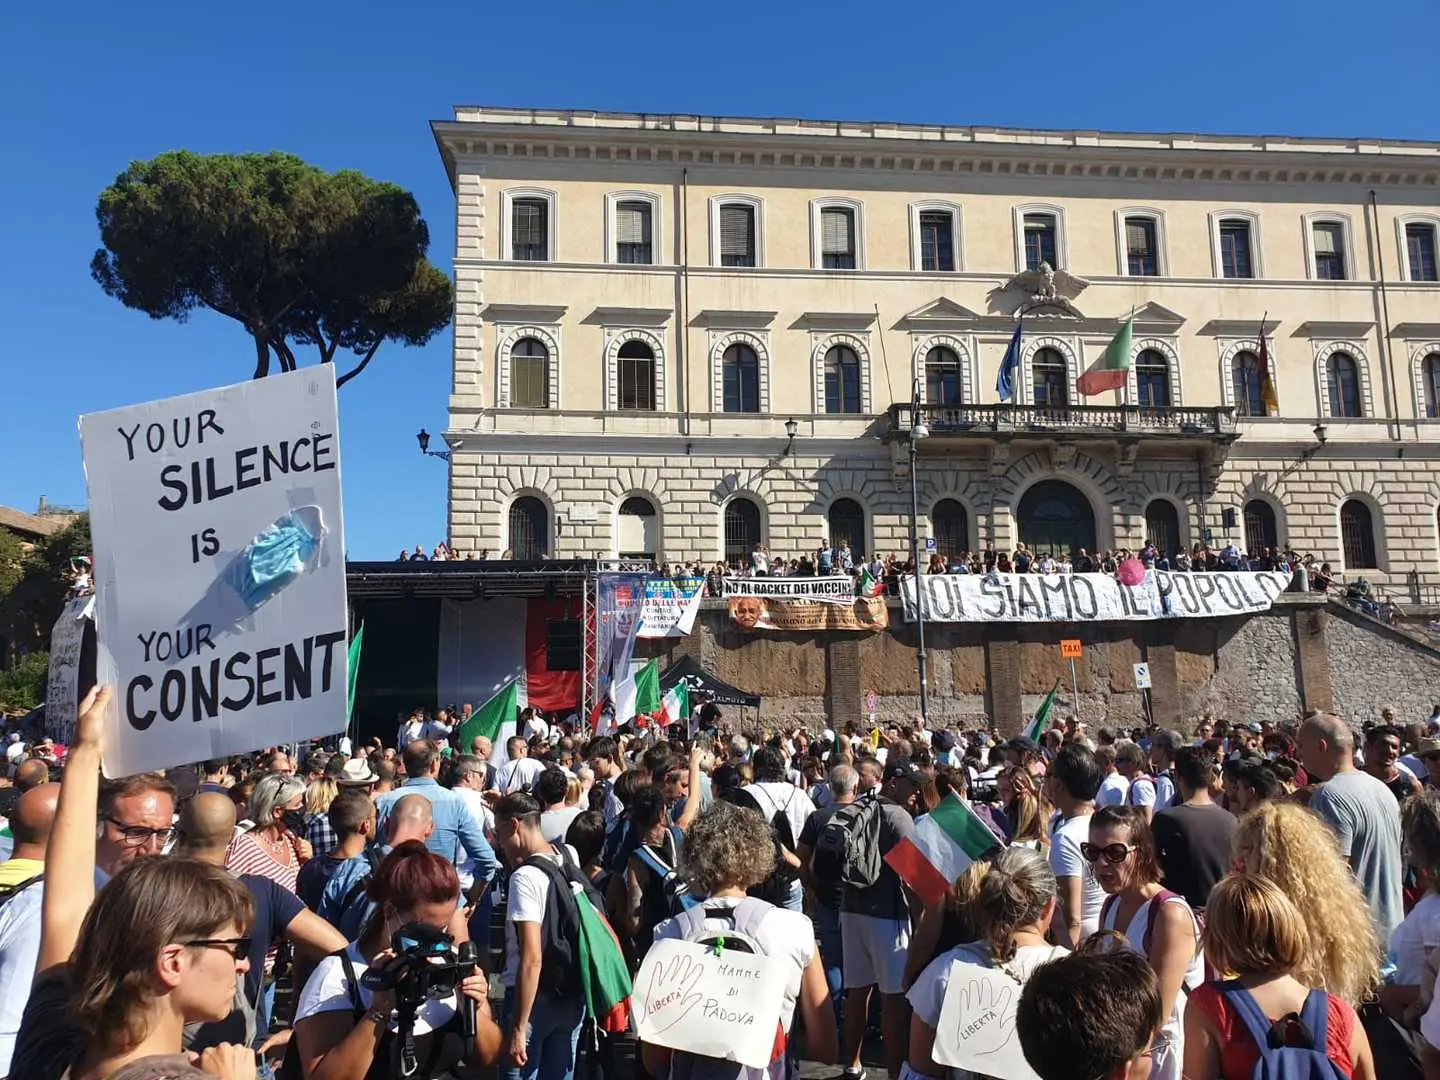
361, 922, 475, 1019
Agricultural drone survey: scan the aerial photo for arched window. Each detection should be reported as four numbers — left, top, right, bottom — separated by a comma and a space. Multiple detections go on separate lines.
1016, 480, 1096, 558
1144, 500, 1181, 559
1327, 352, 1362, 418
1423, 353, 1440, 418
1033, 348, 1068, 409
1135, 349, 1171, 408
617, 340, 656, 411
933, 499, 969, 557
827, 498, 866, 556
617, 496, 658, 560
509, 337, 549, 408
925, 347, 963, 405
1340, 499, 1378, 570
1232, 351, 1263, 417
722, 344, 760, 413
1243, 500, 1278, 556
723, 498, 761, 566
824, 346, 862, 414
508, 497, 548, 561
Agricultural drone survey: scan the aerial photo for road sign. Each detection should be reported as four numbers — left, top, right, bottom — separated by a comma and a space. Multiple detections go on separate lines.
1133, 662, 1152, 689
865, 690, 878, 712
924, 537, 937, 552
1060, 639, 1082, 659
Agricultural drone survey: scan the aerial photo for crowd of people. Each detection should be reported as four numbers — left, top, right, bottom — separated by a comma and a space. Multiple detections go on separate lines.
3, 690, 1440, 1080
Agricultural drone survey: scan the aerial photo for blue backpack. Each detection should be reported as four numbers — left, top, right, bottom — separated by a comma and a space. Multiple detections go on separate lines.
1219, 981, 1346, 1080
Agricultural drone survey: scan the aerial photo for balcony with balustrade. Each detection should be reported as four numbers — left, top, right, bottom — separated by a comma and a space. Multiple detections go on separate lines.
886, 401, 1238, 445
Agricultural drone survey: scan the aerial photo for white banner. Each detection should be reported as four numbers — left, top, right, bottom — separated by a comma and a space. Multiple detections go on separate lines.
634, 938, 789, 1069
81, 367, 347, 777
46, 595, 94, 746
721, 575, 856, 604
637, 579, 705, 639
902, 570, 1291, 623
931, 960, 1039, 1080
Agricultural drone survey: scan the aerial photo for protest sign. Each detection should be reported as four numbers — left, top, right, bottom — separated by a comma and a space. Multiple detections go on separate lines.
637, 578, 705, 639
722, 575, 857, 604
634, 938, 788, 1069
80, 367, 347, 777
46, 595, 95, 746
903, 570, 1290, 624
729, 595, 888, 633
931, 960, 1039, 1080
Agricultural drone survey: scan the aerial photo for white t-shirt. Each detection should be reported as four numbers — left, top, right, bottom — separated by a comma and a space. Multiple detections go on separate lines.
295, 942, 457, 1035
907, 939, 1069, 1080
452, 786, 495, 892
1392, 891, 1440, 986
523, 716, 551, 743
1049, 811, 1104, 941
396, 719, 425, 748
497, 757, 544, 795
1096, 772, 1130, 808
502, 847, 577, 988
1125, 775, 1158, 810
744, 782, 816, 848
0, 882, 44, 1074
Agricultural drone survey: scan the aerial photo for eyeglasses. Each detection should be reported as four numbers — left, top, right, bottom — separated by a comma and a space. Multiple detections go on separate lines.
1087, 1031, 1173, 1080
1080, 842, 1137, 865
106, 819, 176, 848
183, 937, 252, 960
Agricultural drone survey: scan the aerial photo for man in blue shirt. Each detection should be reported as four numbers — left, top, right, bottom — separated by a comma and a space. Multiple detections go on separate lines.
376, 741, 498, 892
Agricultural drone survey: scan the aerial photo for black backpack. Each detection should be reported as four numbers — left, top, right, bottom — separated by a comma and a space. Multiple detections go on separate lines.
522, 844, 608, 999
811, 796, 884, 889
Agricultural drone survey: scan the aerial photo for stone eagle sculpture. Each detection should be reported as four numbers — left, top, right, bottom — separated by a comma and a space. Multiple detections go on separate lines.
1005, 261, 1089, 303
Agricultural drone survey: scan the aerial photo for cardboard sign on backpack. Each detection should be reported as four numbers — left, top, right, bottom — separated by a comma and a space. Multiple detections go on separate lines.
931, 959, 1040, 1080
634, 937, 788, 1069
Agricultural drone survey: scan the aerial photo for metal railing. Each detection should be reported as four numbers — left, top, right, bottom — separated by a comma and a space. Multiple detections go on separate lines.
888, 402, 1237, 438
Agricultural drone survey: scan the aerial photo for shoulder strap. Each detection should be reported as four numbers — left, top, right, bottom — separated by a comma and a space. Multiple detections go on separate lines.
634, 844, 675, 879
1100, 894, 1119, 931
1218, 981, 1279, 1050
730, 897, 774, 941
1298, 989, 1330, 1048
1142, 889, 1181, 955
335, 948, 367, 1020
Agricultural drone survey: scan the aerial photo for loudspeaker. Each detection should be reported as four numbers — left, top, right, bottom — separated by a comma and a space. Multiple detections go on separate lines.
546, 619, 582, 671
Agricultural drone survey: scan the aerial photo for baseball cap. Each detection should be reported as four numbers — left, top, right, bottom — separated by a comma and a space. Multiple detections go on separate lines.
1006, 735, 1040, 755
883, 757, 924, 784
1417, 737, 1440, 760
1246, 722, 1264, 734
933, 731, 957, 753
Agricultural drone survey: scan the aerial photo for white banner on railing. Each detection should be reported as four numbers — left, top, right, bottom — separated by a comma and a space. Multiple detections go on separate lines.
721, 575, 856, 604
901, 570, 1291, 623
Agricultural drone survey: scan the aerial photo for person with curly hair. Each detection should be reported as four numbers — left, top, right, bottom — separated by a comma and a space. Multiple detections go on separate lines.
1232, 801, 1382, 1004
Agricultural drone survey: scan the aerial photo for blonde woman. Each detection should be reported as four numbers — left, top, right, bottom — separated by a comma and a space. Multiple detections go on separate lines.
304, 776, 340, 858
997, 765, 1049, 850
1233, 801, 1382, 1003
1184, 874, 1376, 1079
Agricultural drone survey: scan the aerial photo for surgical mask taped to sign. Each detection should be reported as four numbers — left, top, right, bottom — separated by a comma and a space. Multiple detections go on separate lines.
223, 507, 324, 611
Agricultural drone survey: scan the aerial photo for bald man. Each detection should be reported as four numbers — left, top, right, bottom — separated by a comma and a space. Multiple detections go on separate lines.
1299, 711, 1404, 945
178, 794, 346, 1053
12, 760, 48, 794
0, 783, 58, 887
387, 792, 435, 847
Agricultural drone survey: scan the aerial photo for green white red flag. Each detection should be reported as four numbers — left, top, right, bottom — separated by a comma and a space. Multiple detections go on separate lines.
1076, 314, 1135, 396
884, 793, 1000, 907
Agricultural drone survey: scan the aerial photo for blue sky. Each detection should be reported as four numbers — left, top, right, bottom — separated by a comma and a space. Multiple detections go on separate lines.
1, 0, 1434, 558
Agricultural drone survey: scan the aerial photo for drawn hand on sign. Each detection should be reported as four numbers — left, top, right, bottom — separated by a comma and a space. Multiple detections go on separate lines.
951, 975, 1016, 1059
643, 951, 705, 1033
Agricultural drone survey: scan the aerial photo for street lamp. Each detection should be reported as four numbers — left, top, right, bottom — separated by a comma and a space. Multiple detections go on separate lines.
416, 428, 451, 462
783, 417, 799, 456
907, 380, 930, 725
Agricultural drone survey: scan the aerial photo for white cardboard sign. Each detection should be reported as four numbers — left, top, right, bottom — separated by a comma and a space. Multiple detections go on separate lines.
931, 960, 1039, 1080
46, 595, 95, 746
80, 367, 347, 777
634, 938, 788, 1069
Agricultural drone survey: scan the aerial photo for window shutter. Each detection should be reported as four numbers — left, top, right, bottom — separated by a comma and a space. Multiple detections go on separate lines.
514, 201, 545, 246
1126, 219, 1152, 253
1314, 224, 1338, 255
720, 205, 754, 257
822, 208, 854, 255
616, 201, 649, 245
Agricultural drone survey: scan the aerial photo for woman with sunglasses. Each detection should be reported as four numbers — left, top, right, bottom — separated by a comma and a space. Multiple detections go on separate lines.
11, 686, 257, 1080
1182, 874, 1376, 1079
1087, 806, 1201, 1080
291, 840, 501, 1080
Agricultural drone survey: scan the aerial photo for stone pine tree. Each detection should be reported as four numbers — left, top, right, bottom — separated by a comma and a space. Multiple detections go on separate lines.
90, 151, 452, 386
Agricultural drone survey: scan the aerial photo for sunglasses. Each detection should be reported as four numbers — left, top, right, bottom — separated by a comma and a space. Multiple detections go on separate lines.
183, 937, 251, 960
1080, 842, 1137, 865
107, 819, 176, 848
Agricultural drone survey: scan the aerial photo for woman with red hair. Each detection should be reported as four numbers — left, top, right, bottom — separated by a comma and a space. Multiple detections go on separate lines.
291, 841, 501, 1079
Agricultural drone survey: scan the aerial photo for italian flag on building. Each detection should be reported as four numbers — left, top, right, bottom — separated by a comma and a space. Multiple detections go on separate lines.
1075, 313, 1135, 396
884, 793, 1001, 907
857, 568, 886, 598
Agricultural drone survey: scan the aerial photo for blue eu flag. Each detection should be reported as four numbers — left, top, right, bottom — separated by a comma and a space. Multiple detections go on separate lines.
996, 322, 1023, 402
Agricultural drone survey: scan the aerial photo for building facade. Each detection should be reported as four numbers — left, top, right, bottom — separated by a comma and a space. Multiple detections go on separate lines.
432, 109, 1440, 593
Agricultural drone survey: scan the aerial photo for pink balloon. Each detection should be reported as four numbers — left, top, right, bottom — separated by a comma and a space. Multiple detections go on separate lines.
1117, 558, 1147, 586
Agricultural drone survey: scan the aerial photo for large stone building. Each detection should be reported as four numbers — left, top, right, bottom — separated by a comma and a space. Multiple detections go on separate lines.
431, 108, 1440, 596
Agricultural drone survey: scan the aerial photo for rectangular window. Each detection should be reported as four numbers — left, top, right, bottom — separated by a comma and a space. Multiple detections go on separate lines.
1313, 223, 1347, 280
919, 211, 955, 271
511, 357, 548, 408
618, 357, 655, 411
1219, 221, 1253, 279
1408, 223, 1439, 282
821, 207, 857, 269
1023, 213, 1057, 270
1125, 217, 1158, 276
719, 204, 756, 267
615, 201, 653, 265
511, 199, 549, 261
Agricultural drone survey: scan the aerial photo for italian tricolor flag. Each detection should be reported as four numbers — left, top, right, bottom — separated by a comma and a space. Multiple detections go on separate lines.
884, 793, 1001, 907
573, 883, 634, 1032
659, 680, 689, 726
1075, 313, 1135, 396
1023, 678, 1062, 743
857, 568, 885, 598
